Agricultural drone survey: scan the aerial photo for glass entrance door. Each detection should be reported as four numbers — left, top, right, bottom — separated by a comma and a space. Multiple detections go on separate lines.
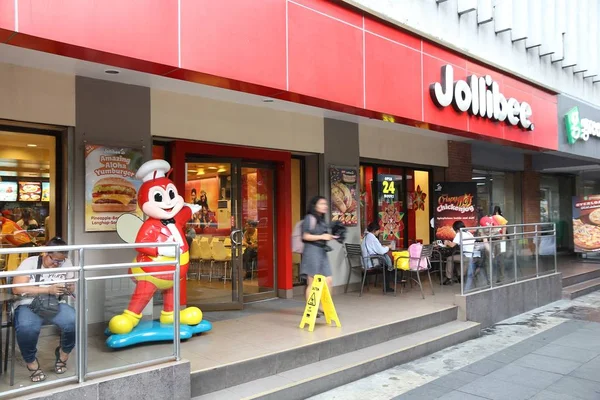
184, 160, 243, 310
241, 165, 276, 301
183, 159, 277, 309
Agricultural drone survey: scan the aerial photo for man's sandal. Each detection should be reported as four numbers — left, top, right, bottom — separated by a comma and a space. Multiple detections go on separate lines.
54, 346, 68, 374
27, 359, 46, 383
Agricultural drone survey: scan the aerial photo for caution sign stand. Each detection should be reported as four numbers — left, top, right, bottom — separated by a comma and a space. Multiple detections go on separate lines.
299, 274, 341, 332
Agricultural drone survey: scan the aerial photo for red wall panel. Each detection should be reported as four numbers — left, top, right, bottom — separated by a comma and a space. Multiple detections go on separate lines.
292, 0, 363, 27
365, 32, 421, 121
180, 0, 286, 90
0, 0, 14, 42
17, 0, 178, 66
288, 1, 363, 108
364, 16, 420, 50
2, 0, 558, 151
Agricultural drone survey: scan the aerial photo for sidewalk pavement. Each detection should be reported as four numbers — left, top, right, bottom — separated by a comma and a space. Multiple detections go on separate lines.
395, 319, 600, 400
310, 291, 600, 400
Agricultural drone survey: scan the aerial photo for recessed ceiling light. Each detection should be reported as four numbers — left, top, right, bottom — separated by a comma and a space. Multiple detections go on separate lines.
208, 167, 218, 170
263, 99, 274, 103
104, 69, 120, 75
27, 144, 37, 147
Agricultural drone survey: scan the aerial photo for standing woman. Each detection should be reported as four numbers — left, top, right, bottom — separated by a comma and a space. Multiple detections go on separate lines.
492, 206, 508, 283
301, 196, 336, 317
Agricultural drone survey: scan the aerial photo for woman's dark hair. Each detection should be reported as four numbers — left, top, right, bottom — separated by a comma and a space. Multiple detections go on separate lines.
47, 236, 66, 247
493, 206, 503, 216
367, 221, 380, 233
22, 209, 31, 220
452, 221, 466, 232
307, 196, 327, 221
46, 236, 67, 255
191, 188, 197, 195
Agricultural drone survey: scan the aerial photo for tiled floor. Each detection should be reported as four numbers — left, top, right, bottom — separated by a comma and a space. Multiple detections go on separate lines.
0, 278, 458, 395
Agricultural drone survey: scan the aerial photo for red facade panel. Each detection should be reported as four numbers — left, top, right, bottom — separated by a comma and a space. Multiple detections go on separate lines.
180, 0, 287, 90
291, 0, 363, 27
0, 0, 14, 42
288, 1, 364, 108
2, 0, 558, 151
364, 32, 422, 121
17, 0, 178, 67
364, 16, 421, 50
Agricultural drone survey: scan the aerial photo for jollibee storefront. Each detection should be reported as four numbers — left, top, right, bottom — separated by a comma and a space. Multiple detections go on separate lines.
0, 0, 560, 310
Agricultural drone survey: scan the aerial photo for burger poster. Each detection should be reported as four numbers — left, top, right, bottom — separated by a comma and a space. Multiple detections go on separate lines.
330, 166, 358, 226
572, 195, 600, 253
85, 145, 144, 232
433, 182, 477, 240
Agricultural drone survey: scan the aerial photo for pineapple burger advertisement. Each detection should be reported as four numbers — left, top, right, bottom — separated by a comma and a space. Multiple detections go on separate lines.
105, 159, 212, 348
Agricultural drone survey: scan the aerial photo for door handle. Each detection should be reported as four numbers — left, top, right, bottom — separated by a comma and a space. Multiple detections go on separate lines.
230, 230, 244, 246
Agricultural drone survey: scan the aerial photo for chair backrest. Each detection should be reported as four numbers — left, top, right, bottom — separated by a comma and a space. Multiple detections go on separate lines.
223, 237, 232, 247
211, 240, 229, 261
200, 240, 212, 259
190, 240, 201, 259
344, 243, 365, 268
409, 243, 433, 270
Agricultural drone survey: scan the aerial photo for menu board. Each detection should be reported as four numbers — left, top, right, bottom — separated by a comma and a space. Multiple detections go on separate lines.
0, 182, 17, 201
18, 181, 42, 202
330, 166, 358, 226
572, 195, 600, 253
433, 182, 477, 240
42, 182, 50, 202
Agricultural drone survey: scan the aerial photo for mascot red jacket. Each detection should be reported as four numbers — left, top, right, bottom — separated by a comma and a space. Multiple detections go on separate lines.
109, 159, 202, 335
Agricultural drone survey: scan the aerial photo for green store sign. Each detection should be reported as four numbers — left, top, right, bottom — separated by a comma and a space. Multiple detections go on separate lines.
564, 106, 600, 144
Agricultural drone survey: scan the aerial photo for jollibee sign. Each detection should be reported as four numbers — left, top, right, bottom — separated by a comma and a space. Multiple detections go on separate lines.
430, 65, 534, 131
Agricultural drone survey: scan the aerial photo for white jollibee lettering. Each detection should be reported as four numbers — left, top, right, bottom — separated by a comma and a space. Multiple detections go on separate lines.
430, 65, 534, 131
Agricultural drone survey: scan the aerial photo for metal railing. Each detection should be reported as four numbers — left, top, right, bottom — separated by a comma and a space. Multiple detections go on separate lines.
0, 242, 181, 398
459, 223, 557, 295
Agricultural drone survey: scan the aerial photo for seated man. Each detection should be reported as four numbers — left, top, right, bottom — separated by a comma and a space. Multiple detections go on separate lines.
443, 221, 475, 285
12, 237, 75, 383
361, 222, 394, 293
243, 221, 259, 280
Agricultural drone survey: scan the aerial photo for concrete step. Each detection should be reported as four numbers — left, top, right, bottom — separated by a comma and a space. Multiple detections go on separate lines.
562, 267, 600, 288
562, 277, 600, 300
193, 320, 480, 400
190, 306, 458, 397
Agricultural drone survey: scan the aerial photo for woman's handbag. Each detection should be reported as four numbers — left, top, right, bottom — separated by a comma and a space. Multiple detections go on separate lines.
28, 256, 61, 320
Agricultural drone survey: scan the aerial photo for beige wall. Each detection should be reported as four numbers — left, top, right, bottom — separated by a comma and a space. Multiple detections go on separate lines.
359, 124, 448, 167
0, 64, 75, 126
151, 90, 324, 153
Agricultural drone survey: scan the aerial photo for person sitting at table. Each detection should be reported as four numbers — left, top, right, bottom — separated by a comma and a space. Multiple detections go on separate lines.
243, 220, 259, 280
0, 211, 34, 247
362, 222, 394, 293
442, 221, 475, 285
12, 237, 76, 383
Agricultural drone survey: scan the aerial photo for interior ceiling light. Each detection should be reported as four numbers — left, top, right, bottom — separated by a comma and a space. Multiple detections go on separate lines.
27, 144, 37, 147
217, 168, 226, 173
208, 166, 218, 170
263, 99, 274, 103
196, 169, 205, 176
104, 69, 120, 75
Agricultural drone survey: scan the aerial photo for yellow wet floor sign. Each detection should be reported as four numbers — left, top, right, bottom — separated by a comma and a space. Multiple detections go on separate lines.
299, 275, 341, 332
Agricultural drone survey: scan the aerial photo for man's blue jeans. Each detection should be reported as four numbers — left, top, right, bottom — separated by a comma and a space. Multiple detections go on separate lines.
14, 303, 76, 363
464, 258, 489, 292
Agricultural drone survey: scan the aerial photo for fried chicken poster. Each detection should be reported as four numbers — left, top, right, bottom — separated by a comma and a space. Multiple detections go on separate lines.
330, 167, 358, 226
433, 182, 477, 240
